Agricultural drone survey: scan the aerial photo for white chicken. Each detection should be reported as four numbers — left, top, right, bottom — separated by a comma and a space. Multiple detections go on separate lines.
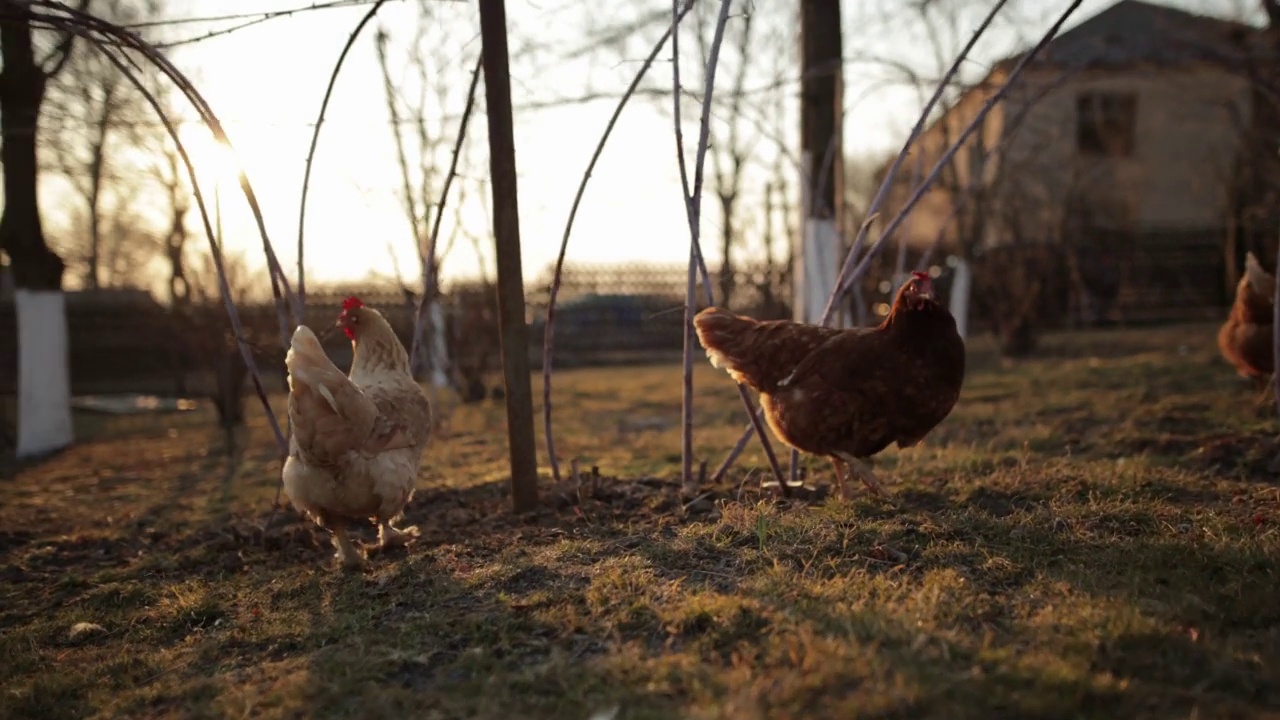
282, 296, 433, 569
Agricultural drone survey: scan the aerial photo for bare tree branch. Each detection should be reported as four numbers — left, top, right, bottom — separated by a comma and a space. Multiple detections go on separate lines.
297, 0, 388, 307
38, 0, 90, 78
410, 54, 483, 377
821, 0, 1013, 325
830, 0, 1086, 312
543, 0, 694, 484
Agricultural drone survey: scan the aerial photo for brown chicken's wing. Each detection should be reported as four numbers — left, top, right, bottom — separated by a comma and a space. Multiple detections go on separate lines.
782, 330, 889, 397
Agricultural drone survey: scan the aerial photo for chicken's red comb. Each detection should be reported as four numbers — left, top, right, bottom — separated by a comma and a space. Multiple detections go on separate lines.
912, 271, 931, 281
342, 296, 364, 311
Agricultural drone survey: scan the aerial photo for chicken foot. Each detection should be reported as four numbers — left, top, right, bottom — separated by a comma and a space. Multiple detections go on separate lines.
834, 452, 888, 500
375, 521, 420, 550
331, 527, 368, 570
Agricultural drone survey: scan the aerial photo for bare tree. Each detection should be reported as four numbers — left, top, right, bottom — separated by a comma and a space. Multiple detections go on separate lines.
153, 132, 191, 309
39, 0, 167, 291
372, 1, 481, 388
0, 0, 91, 459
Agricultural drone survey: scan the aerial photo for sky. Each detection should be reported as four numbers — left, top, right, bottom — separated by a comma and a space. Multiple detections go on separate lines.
62, 0, 1260, 292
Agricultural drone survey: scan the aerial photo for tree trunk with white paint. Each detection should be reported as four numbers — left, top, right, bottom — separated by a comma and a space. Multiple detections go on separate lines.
1, 13, 80, 461
795, 214, 847, 326
948, 257, 971, 341
428, 300, 450, 388
15, 289, 73, 458
797, 0, 844, 328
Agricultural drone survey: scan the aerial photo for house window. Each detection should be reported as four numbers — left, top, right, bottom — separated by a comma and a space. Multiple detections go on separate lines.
1076, 92, 1137, 157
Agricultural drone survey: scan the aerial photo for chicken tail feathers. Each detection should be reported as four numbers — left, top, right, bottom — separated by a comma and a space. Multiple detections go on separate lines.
286, 325, 378, 463
693, 307, 769, 390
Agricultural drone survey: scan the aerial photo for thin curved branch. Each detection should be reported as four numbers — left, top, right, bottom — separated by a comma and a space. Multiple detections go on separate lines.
714, 0, 1085, 480
409, 53, 484, 378
297, 0, 389, 309
673, 0, 790, 497
670, 0, 785, 494
541, 0, 694, 484
5, 1, 298, 455
21, 0, 301, 344
831, 0, 1085, 305
818, 0, 1012, 326
63, 26, 287, 454
37, 0, 89, 77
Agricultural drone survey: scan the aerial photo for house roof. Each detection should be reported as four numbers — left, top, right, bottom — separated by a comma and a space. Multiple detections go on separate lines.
1005, 0, 1255, 71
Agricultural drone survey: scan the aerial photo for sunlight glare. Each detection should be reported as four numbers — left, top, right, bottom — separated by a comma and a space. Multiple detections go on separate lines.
178, 126, 244, 196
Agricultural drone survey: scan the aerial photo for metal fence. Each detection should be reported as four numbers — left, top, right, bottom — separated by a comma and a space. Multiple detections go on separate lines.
0, 262, 792, 396
0, 248, 1235, 398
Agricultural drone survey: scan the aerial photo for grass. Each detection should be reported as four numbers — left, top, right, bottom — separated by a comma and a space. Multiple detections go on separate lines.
1, 322, 1278, 719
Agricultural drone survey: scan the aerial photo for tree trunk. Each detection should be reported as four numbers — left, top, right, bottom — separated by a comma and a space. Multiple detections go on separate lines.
1, 16, 73, 459
0, 18, 62, 289
1240, 9, 1280, 267
718, 191, 735, 306
86, 87, 114, 290
427, 299, 450, 387
949, 257, 972, 340
14, 289, 72, 457
796, 0, 845, 327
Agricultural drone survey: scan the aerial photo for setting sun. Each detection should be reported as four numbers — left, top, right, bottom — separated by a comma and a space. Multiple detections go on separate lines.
177, 126, 243, 201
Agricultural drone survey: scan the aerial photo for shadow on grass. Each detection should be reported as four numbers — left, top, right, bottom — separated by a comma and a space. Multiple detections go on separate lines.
625, 477, 1278, 718
3, 461, 1278, 719
282, 555, 665, 718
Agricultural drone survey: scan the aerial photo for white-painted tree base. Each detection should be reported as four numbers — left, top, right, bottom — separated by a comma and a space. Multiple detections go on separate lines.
428, 301, 450, 388
15, 289, 74, 458
795, 216, 848, 327
948, 257, 972, 341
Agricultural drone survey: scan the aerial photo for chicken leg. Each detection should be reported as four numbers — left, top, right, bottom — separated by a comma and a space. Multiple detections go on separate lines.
835, 452, 887, 498
331, 527, 367, 570
1255, 375, 1276, 410
830, 456, 849, 499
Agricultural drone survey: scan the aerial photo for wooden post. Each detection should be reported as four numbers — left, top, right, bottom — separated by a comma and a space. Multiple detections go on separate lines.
478, 0, 539, 513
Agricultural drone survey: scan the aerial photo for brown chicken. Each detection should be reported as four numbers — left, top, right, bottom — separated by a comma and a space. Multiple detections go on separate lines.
1218, 251, 1275, 393
694, 271, 965, 497
283, 297, 433, 569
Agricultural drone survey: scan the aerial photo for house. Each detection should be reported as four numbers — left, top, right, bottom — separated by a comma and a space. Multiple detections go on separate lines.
882, 0, 1273, 324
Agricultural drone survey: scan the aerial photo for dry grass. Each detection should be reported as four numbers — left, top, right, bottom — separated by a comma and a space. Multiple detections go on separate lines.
1, 322, 1278, 719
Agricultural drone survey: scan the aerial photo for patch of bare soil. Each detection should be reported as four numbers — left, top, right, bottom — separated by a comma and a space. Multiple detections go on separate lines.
198, 471, 792, 569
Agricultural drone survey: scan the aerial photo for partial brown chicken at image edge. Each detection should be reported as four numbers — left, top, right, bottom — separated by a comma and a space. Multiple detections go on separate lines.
282, 297, 434, 570
1218, 251, 1276, 408
694, 271, 966, 500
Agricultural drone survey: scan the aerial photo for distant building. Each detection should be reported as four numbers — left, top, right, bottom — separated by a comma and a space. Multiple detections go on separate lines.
881, 0, 1274, 324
